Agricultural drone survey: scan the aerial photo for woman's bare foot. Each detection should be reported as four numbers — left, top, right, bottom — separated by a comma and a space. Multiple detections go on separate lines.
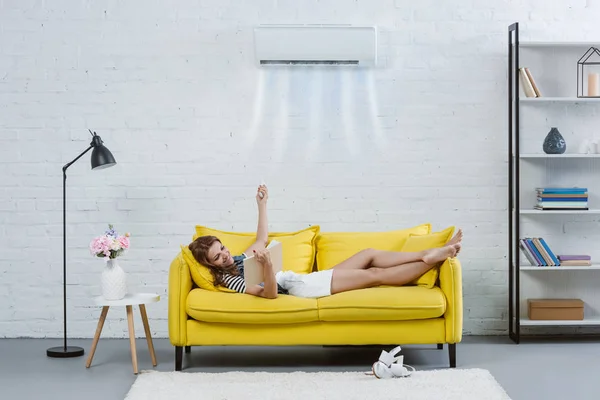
422, 245, 458, 265
454, 242, 462, 255
447, 229, 463, 246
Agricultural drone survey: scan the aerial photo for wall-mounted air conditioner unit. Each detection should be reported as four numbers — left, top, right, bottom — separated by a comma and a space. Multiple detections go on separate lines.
253, 24, 377, 67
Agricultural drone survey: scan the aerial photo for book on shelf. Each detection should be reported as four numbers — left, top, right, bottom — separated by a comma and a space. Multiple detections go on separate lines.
558, 255, 592, 261
538, 193, 588, 198
560, 260, 592, 266
525, 68, 541, 97
533, 207, 589, 211
519, 238, 592, 267
557, 255, 592, 266
519, 67, 541, 97
536, 187, 588, 193
534, 187, 589, 210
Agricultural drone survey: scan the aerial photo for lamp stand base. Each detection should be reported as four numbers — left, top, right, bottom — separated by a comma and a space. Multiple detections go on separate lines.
47, 346, 85, 358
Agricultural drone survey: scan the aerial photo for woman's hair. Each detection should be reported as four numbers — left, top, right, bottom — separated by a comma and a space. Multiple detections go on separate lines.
188, 235, 240, 287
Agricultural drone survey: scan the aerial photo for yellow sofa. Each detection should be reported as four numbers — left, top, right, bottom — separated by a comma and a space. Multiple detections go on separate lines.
168, 224, 463, 371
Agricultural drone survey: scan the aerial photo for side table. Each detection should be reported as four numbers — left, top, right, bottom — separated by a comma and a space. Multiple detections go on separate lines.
85, 293, 160, 374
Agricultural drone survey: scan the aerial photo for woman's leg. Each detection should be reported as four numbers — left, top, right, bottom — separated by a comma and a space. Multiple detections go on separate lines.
329, 244, 459, 294
332, 229, 462, 271
331, 248, 424, 270
330, 263, 427, 294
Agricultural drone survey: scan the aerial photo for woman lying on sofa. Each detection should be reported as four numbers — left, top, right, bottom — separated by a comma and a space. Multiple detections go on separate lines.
189, 185, 462, 299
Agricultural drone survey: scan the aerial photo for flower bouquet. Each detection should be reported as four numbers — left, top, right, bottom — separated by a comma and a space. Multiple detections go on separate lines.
90, 224, 131, 300
89, 224, 131, 260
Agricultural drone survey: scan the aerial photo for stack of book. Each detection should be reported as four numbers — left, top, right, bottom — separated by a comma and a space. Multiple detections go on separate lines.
557, 255, 592, 266
519, 237, 560, 266
520, 237, 593, 266
535, 187, 588, 210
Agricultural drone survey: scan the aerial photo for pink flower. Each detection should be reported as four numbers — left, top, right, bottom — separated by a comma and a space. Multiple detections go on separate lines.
89, 236, 112, 256
118, 236, 130, 249
89, 225, 131, 260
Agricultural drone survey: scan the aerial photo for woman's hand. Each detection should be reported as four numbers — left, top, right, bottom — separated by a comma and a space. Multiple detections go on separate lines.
256, 184, 268, 205
249, 248, 277, 299
253, 248, 272, 267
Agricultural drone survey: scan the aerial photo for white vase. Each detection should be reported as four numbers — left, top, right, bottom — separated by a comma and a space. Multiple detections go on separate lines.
101, 259, 127, 300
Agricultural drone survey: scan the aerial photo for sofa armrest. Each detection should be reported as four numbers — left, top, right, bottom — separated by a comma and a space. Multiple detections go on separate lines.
439, 257, 463, 344
168, 252, 192, 347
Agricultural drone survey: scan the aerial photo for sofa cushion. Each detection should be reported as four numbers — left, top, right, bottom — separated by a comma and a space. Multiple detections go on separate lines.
185, 225, 320, 292
194, 224, 320, 274
402, 226, 455, 288
180, 246, 237, 293
315, 223, 431, 271
186, 289, 319, 324
316, 286, 446, 322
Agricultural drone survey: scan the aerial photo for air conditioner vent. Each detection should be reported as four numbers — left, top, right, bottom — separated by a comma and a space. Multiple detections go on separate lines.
259, 60, 360, 66
254, 25, 377, 67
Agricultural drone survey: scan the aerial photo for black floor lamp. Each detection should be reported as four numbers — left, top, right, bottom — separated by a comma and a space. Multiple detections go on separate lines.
46, 130, 117, 358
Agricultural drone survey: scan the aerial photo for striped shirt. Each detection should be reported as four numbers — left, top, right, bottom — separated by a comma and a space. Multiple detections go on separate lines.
221, 254, 288, 294
223, 273, 247, 293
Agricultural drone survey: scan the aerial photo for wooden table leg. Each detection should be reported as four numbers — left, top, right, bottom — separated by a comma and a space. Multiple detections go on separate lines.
86, 306, 109, 368
126, 305, 138, 375
139, 304, 157, 367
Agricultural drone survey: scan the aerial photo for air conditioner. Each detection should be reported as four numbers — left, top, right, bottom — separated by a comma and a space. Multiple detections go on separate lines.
253, 24, 377, 67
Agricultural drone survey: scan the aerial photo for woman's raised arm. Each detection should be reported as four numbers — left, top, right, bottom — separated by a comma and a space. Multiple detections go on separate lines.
244, 184, 269, 255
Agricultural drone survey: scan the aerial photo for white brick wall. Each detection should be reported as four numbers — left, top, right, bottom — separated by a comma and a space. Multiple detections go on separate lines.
2, 0, 600, 338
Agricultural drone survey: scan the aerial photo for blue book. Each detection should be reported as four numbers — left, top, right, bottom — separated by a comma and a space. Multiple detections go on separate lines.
524, 238, 544, 266
526, 238, 547, 266
537, 197, 588, 202
539, 238, 561, 266
537, 188, 588, 193
519, 239, 537, 266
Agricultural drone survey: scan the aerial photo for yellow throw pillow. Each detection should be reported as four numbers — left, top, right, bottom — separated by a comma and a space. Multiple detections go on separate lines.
180, 245, 236, 293
187, 225, 321, 291
268, 226, 321, 274
401, 226, 456, 288
192, 226, 256, 255
315, 223, 431, 271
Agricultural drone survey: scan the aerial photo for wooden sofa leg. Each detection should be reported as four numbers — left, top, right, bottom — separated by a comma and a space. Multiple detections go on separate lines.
185, 346, 191, 354
448, 344, 456, 368
437, 343, 443, 350
175, 346, 183, 371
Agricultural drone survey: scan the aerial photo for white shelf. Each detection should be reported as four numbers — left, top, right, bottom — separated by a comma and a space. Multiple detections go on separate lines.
520, 154, 600, 158
521, 317, 600, 326
520, 265, 600, 270
520, 97, 600, 103
519, 41, 600, 48
520, 209, 600, 214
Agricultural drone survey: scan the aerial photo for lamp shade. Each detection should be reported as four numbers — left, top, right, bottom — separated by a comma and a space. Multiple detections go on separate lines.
90, 135, 117, 170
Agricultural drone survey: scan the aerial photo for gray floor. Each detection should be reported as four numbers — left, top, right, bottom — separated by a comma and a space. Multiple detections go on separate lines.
2, 336, 599, 400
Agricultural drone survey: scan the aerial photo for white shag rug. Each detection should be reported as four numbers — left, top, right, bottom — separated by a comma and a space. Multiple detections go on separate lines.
124, 369, 511, 400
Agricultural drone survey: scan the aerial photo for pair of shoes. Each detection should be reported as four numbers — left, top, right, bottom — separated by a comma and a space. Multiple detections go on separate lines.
371, 346, 415, 379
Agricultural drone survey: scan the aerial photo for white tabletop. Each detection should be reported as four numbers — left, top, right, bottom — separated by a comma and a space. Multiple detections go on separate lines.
93, 293, 160, 307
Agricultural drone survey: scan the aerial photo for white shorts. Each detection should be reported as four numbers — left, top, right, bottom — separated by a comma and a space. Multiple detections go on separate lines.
276, 269, 334, 298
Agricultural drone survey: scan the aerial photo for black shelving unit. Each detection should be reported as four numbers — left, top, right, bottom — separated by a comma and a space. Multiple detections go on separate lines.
507, 22, 600, 343
508, 22, 521, 344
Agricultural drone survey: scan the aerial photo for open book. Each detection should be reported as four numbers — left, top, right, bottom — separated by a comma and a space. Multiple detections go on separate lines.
242, 240, 283, 286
